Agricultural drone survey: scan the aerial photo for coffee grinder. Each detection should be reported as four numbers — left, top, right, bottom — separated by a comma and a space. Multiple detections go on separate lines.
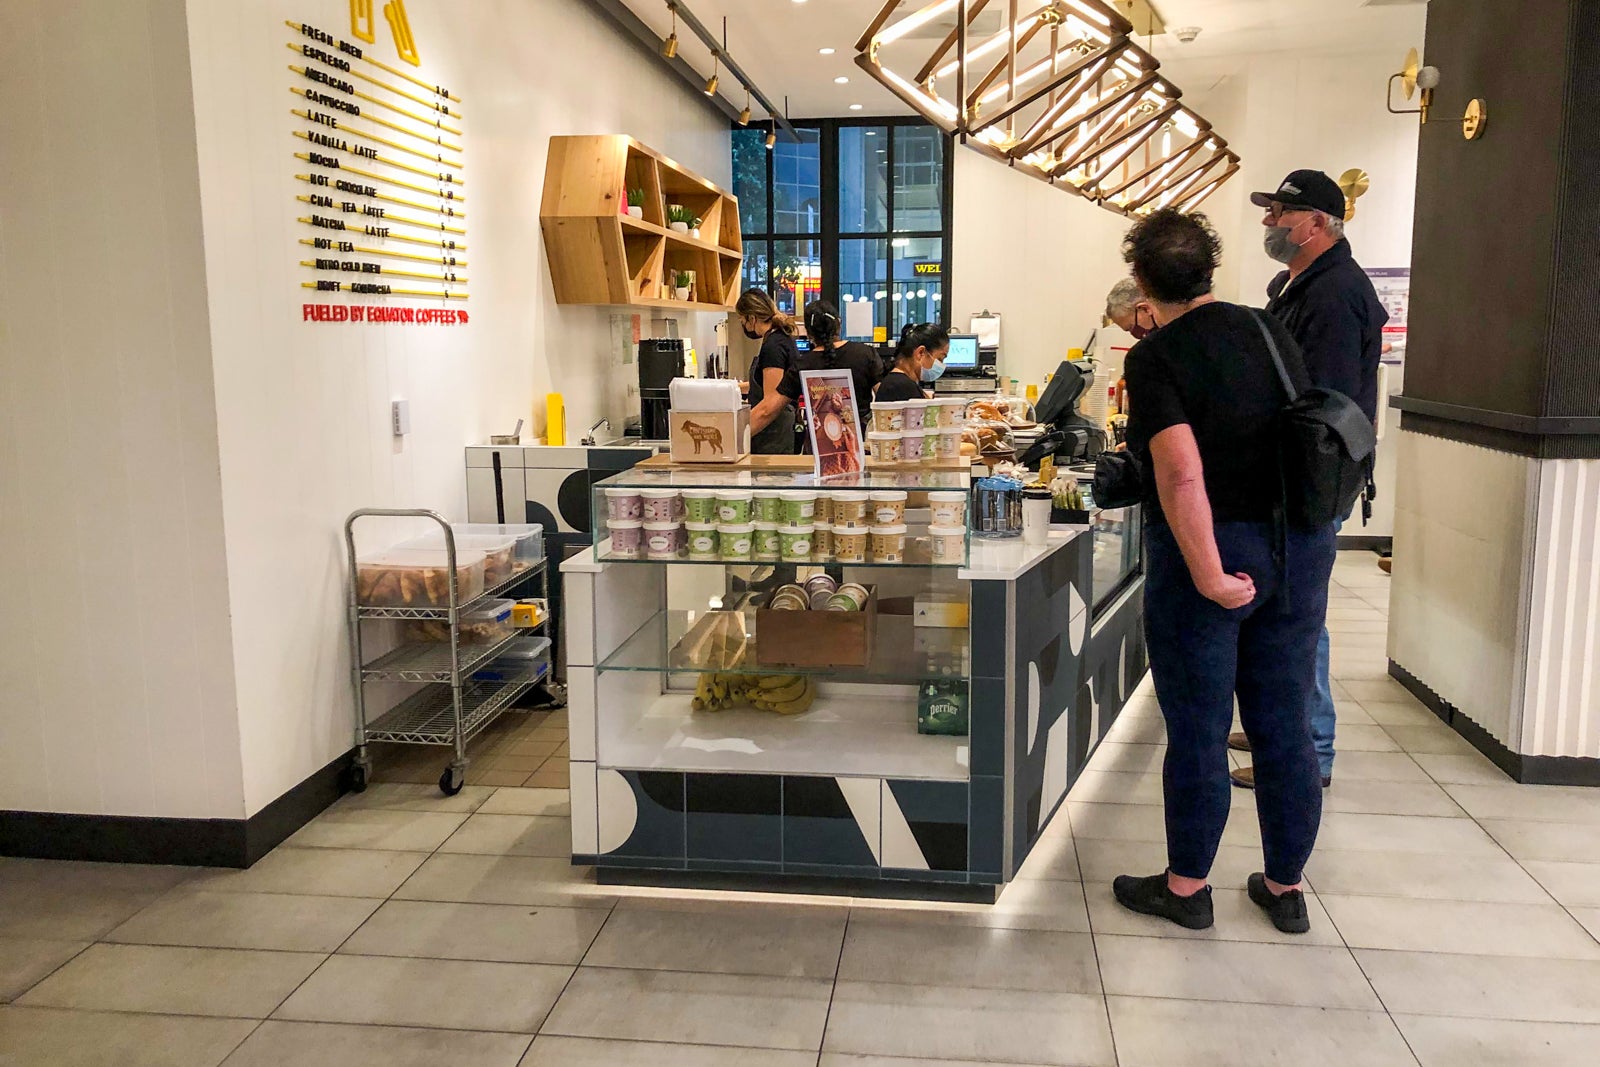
637, 338, 684, 442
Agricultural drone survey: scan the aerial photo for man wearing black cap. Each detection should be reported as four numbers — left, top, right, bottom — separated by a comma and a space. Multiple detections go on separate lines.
1229, 169, 1387, 794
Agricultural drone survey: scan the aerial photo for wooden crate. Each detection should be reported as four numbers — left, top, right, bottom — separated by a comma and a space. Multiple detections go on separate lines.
755, 586, 877, 669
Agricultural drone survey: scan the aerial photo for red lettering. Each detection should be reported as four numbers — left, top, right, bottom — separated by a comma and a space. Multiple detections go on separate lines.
458, 310, 468, 324
302, 303, 317, 320
349, 306, 364, 322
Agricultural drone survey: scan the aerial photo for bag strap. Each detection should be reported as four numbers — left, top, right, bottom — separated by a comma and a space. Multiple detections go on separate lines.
1249, 309, 1299, 403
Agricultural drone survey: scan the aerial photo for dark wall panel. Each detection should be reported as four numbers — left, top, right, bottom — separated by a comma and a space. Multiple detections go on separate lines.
1407, 0, 1571, 417
1548, 0, 1600, 418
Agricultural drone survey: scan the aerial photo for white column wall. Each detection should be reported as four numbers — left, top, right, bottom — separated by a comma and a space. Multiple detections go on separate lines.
0, 0, 247, 819
183, 0, 733, 816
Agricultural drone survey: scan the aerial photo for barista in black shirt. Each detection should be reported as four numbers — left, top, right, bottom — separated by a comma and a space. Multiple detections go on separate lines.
798, 300, 880, 426
874, 322, 948, 403
735, 288, 801, 454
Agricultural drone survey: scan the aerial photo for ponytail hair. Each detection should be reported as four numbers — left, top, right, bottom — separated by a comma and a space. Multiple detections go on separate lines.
896, 321, 949, 363
805, 300, 842, 348
736, 288, 794, 334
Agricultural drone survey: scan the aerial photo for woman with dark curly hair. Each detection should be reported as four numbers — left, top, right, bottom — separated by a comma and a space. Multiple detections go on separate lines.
1112, 209, 1336, 935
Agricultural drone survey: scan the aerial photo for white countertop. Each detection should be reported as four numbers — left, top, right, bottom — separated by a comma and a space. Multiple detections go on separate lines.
958, 526, 1090, 582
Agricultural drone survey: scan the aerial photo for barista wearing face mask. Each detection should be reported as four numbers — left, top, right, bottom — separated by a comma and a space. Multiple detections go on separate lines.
735, 288, 803, 454
874, 322, 949, 402
1106, 277, 1157, 340
1228, 169, 1388, 797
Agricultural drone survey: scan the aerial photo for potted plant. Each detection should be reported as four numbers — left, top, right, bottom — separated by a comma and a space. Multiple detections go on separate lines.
626, 187, 645, 219
667, 204, 694, 233
672, 270, 693, 301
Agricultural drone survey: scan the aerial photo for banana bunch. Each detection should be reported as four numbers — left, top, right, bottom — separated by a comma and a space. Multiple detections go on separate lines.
749, 673, 817, 715
690, 671, 817, 715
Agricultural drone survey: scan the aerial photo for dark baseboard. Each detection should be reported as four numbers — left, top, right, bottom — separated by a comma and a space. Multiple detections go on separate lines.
596, 865, 999, 903
1390, 661, 1600, 786
244, 750, 354, 865
1336, 535, 1392, 553
0, 750, 354, 868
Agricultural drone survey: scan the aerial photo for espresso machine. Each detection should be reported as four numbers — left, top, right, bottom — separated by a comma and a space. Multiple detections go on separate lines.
636, 337, 684, 442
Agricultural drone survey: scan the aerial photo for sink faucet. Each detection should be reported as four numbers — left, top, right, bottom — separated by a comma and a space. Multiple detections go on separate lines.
581, 417, 610, 447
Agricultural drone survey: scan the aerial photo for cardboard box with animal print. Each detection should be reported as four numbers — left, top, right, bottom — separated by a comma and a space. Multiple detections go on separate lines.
669, 406, 751, 463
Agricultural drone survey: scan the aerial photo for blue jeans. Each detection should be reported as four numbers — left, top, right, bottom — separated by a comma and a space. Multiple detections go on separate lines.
1310, 627, 1336, 778
1144, 520, 1336, 886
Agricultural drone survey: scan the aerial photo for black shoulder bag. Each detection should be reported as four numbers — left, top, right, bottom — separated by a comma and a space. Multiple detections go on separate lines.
1249, 311, 1377, 528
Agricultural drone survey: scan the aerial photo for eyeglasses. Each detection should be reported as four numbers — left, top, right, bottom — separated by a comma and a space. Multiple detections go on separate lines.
1265, 203, 1314, 222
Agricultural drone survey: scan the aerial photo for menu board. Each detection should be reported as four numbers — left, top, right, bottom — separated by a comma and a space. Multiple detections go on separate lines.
289, 2, 470, 324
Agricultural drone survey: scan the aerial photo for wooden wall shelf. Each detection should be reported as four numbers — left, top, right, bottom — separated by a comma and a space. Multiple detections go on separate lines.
540, 135, 743, 311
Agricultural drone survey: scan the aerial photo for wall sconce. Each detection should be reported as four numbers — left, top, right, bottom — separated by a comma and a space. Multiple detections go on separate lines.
1339, 169, 1369, 221
1387, 48, 1487, 141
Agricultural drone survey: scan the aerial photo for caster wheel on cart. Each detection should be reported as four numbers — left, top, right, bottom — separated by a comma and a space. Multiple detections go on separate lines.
439, 768, 465, 796
346, 763, 370, 794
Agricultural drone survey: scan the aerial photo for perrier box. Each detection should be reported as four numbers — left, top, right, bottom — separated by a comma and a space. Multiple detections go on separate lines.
917, 679, 969, 736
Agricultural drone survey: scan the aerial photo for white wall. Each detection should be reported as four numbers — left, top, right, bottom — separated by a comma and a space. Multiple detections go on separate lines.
183, 0, 733, 815
1186, 46, 1424, 305
949, 150, 1132, 391
0, 0, 246, 819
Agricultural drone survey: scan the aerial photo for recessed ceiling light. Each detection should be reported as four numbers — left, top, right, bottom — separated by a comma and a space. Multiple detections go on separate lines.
834, 76, 849, 84
850, 104, 864, 111
864, 130, 876, 135
819, 47, 835, 55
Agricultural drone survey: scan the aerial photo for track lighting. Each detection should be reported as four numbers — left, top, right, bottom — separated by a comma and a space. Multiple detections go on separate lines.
705, 54, 719, 96
765, 127, 776, 150
739, 90, 752, 125
661, 5, 678, 57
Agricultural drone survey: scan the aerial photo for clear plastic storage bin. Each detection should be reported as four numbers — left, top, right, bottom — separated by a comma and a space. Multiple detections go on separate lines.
470, 635, 552, 683
405, 524, 543, 587
355, 547, 487, 608
404, 598, 515, 643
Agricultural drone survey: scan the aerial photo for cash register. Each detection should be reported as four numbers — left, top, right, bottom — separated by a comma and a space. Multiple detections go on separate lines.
932, 333, 999, 397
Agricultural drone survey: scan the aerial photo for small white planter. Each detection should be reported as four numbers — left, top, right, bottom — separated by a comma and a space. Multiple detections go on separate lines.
668, 221, 689, 233
675, 287, 691, 301
690, 227, 701, 240
626, 205, 643, 219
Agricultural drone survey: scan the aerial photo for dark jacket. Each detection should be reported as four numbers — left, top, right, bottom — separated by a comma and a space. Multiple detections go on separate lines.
1266, 239, 1388, 422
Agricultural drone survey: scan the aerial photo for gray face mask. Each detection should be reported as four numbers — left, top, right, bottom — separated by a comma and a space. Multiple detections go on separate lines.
1263, 224, 1302, 264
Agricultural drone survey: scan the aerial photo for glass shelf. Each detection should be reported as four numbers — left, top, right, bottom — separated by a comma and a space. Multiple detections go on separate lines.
593, 530, 967, 568
598, 610, 969, 682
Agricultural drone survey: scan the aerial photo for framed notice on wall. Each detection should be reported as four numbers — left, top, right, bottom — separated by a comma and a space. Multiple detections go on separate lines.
1366, 268, 1409, 363
800, 369, 865, 480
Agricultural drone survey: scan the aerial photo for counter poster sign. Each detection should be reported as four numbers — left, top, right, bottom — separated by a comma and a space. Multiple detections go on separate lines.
800, 370, 865, 480
291, 0, 471, 324
1366, 268, 1408, 362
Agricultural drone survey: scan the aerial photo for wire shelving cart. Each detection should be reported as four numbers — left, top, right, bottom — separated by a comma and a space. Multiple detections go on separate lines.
344, 508, 550, 795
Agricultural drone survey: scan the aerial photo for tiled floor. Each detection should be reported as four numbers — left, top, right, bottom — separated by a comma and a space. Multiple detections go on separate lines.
6, 554, 1600, 1065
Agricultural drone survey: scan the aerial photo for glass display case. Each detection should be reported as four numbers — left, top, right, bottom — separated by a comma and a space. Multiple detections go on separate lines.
1091, 504, 1142, 617
586, 466, 975, 784
563, 465, 1150, 897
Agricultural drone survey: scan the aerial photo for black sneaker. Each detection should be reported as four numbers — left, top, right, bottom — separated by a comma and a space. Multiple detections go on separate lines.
1247, 872, 1310, 934
1113, 872, 1214, 930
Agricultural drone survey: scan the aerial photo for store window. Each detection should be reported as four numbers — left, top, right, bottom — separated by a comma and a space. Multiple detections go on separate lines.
735, 119, 952, 343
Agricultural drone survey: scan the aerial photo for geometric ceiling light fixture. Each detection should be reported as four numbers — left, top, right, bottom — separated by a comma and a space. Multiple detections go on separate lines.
855, 0, 1240, 216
